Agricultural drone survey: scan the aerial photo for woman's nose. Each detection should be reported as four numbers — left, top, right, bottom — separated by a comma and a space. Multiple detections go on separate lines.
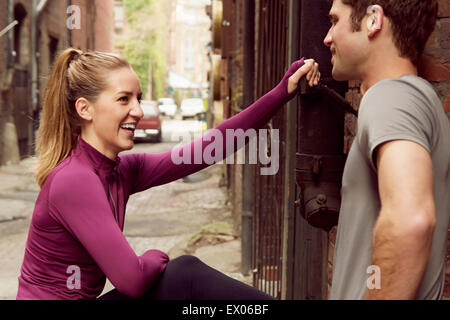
131, 103, 144, 119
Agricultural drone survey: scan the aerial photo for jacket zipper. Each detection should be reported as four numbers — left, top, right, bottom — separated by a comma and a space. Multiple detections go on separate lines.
108, 183, 119, 224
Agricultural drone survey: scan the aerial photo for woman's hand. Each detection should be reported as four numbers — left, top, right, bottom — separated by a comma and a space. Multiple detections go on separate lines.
287, 59, 320, 94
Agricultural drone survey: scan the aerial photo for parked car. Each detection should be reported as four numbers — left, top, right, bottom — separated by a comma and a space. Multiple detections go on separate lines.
180, 98, 205, 120
134, 100, 162, 142
157, 98, 177, 118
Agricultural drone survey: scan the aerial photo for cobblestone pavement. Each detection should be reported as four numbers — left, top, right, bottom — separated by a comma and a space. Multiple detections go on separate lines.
0, 133, 249, 299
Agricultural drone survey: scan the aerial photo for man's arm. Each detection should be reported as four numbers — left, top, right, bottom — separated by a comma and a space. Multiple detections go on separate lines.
365, 140, 436, 300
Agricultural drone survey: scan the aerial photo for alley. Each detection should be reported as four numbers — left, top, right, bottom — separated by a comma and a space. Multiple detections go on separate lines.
0, 117, 247, 299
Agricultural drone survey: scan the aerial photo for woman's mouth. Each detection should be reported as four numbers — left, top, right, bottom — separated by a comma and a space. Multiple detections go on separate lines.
120, 123, 136, 137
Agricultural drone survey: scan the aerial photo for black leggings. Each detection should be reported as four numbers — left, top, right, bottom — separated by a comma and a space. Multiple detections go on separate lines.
97, 255, 273, 300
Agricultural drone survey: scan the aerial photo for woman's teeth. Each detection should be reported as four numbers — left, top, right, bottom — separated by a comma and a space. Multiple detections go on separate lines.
121, 124, 136, 131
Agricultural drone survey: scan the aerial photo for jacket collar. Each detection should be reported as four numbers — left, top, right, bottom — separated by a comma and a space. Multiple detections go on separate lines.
74, 137, 121, 177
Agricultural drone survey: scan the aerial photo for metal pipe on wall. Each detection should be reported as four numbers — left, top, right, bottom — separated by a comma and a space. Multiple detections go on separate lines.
7, 0, 14, 67
241, 0, 256, 277
31, 0, 38, 154
68, 0, 72, 46
280, 0, 300, 300
31, 0, 51, 149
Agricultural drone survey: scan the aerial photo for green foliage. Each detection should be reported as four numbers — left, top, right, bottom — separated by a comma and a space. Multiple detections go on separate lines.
121, 0, 166, 99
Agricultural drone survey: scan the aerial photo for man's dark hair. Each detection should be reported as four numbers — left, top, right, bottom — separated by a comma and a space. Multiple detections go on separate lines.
340, 0, 438, 65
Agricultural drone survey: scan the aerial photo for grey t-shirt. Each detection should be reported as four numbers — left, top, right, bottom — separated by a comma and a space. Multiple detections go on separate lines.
330, 75, 450, 300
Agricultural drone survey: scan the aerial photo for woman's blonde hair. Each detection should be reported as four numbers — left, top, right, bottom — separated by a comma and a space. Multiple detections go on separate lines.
36, 48, 130, 188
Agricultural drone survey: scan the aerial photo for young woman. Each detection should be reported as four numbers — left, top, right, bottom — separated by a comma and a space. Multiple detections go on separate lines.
16, 48, 319, 300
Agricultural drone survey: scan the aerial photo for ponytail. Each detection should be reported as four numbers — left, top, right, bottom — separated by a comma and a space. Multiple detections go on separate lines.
35, 48, 130, 187
36, 49, 81, 188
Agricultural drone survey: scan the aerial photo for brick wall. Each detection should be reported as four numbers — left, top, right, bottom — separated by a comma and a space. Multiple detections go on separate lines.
94, 0, 114, 52
71, 0, 94, 50
328, 0, 450, 299
0, 0, 115, 162
429, 0, 450, 299
420, 0, 450, 120
39, 0, 66, 102
38, 0, 114, 102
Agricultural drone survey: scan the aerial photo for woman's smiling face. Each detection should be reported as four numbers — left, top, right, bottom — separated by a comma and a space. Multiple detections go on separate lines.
82, 67, 144, 159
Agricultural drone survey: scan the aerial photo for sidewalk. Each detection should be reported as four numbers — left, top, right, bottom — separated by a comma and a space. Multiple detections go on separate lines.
0, 157, 39, 223
0, 157, 251, 299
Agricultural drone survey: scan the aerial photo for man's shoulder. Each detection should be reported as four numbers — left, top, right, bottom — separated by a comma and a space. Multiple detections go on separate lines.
364, 75, 440, 106
360, 75, 442, 120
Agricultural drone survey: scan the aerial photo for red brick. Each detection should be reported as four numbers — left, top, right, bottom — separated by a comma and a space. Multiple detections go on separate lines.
444, 86, 450, 112
438, 19, 450, 49
344, 136, 355, 154
328, 226, 337, 244
419, 52, 450, 82
327, 262, 333, 286
345, 113, 357, 136
328, 241, 335, 264
444, 273, 450, 299
345, 90, 362, 111
348, 80, 361, 88
426, 19, 450, 50
446, 252, 450, 269
438, 0, 450, 18
426, 29, 439, 50
95, 0, 114, 51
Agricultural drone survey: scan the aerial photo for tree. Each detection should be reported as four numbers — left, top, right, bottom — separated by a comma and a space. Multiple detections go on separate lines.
120, 0, 166, 99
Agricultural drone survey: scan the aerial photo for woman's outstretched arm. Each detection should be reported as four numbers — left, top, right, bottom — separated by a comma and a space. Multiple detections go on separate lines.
121, 58, 319, 193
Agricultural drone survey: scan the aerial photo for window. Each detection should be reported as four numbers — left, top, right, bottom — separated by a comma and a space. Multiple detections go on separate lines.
13, 4, 27, 65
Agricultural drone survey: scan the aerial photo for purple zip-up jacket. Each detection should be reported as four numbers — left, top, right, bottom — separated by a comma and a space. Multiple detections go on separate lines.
16, 59, 305, 299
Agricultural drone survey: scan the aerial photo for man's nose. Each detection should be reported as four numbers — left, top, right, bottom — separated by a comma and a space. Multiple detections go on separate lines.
323, 29, 332, 47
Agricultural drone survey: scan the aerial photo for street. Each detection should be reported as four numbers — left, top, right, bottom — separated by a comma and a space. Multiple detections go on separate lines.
0, 117, 247, 299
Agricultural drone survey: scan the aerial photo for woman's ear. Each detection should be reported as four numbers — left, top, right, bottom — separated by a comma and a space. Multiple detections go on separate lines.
75, 98, 93, 121
366, 5, 383, 38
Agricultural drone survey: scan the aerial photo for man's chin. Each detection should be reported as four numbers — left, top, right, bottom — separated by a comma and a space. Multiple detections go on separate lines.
331, 68, 355, 82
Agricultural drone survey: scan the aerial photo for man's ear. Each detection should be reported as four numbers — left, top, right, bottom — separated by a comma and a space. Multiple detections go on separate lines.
366, 5, 383, 38
75, 98, 93, 121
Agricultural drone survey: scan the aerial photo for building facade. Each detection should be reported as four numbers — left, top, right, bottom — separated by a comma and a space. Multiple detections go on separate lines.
163, 0, 211, 99
0, 0, 115, 166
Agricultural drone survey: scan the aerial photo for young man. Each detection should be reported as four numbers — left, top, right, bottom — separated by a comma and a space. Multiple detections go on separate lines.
324, 0, 450, 299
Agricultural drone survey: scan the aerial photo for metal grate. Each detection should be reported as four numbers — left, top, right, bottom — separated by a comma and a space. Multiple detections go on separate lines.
252, 0, 289, 300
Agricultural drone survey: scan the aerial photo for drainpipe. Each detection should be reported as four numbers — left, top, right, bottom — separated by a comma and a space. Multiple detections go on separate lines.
30, 0, 38, 154
241, 0, 255, 277
68, 0, 72, 46
7, 0, 16, 67
30, 0, 50, 152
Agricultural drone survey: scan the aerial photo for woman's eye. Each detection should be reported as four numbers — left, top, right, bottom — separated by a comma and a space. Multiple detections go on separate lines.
118, 96, 128, 102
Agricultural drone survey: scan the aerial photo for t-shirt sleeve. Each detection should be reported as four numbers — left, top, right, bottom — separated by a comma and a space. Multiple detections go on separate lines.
120, 59, 306, 193
357, 79, 436, 171
47, 170, 169, 298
